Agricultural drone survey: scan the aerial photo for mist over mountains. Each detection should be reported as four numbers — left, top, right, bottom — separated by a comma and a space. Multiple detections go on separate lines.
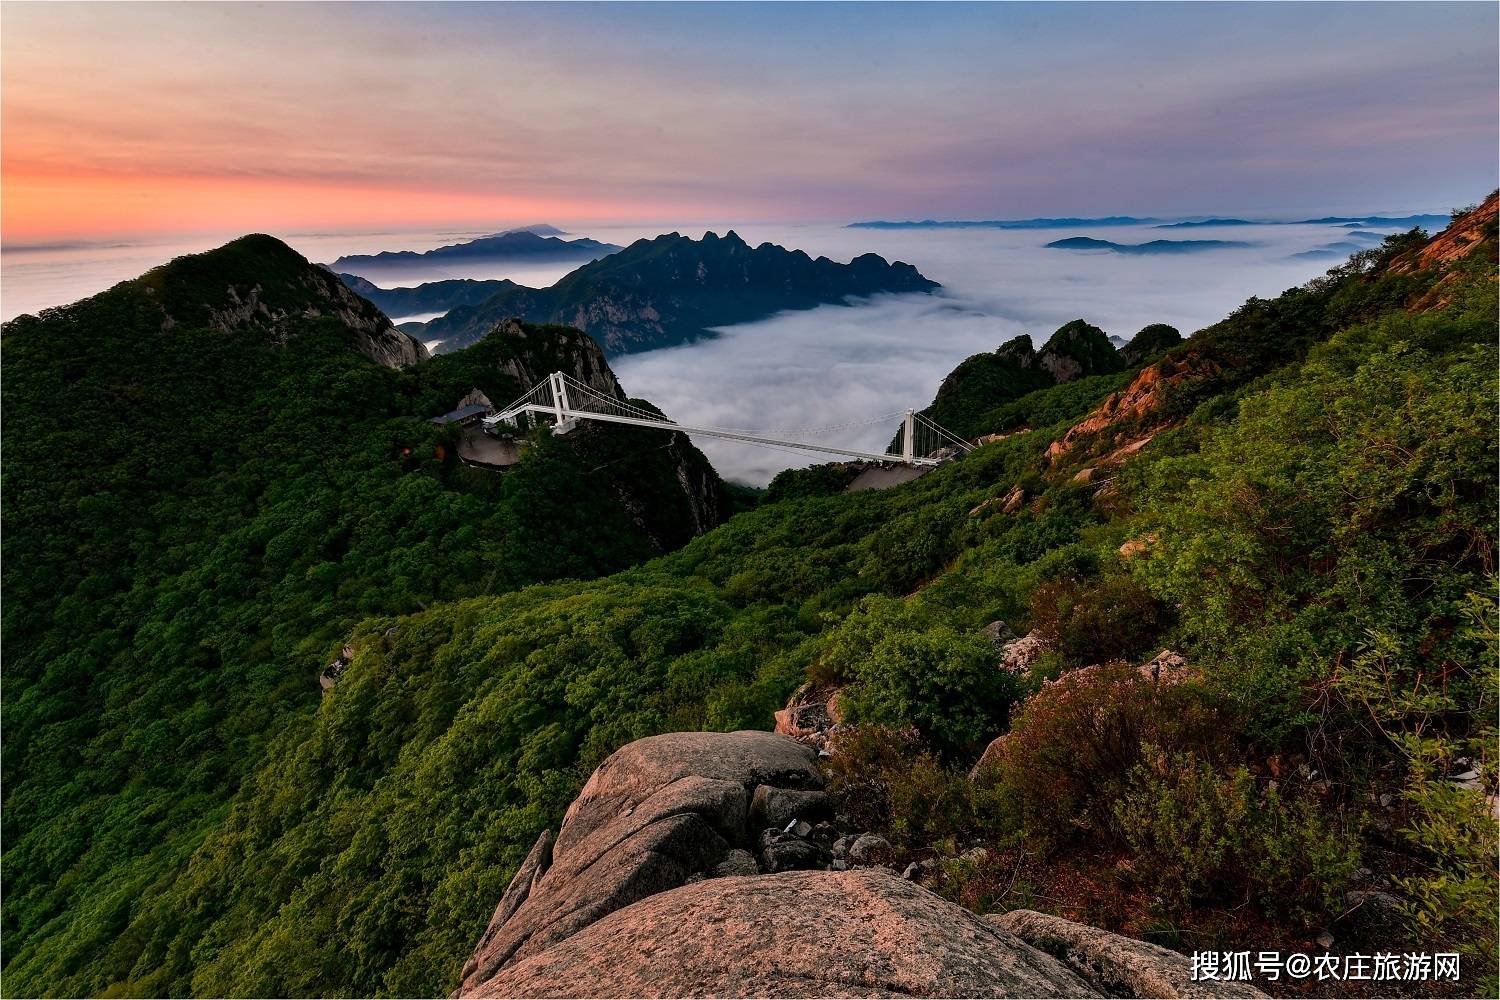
1045, 236, 1250, 254
331, 229, 621, 278
402, 229, 939, 356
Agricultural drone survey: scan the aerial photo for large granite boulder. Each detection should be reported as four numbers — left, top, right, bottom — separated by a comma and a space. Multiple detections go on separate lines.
457, 730, 1267, 999
471, 869, 1092, 998
458, 731, 823, 992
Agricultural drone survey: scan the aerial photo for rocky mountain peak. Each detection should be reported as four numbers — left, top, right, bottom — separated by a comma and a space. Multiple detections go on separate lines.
137, 234, 428, 367
995, 334, 1038, 367
419, 231, 940, 355
1037, 319, 1122, 382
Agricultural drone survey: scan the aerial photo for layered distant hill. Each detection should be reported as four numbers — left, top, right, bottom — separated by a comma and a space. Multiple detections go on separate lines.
414, 230, 940, 355
1154, 218, 1259, 228
849, 216, 1156, 229
334, 272, 519, 318
331, 229, 621, 277
1292, 230, 1402, 260
852, 212, 1452, 230
1297, 212, 1450, 228
1046, 236, 1248, 254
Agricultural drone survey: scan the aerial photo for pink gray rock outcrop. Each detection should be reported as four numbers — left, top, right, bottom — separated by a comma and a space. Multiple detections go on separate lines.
456, 730, 1265, 999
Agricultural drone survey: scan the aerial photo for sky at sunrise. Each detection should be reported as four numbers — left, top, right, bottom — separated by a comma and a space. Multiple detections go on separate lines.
3, 1, 1496, 242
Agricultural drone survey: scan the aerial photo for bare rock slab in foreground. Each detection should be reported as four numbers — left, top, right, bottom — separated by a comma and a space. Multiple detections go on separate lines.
458, 731, 824, 992
457, 729, 1267, 999
474, 869, 1093, 999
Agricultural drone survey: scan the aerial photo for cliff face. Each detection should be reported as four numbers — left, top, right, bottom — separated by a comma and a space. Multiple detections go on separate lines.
1044, 350, 1222, 468
1388, 191, 1497, 274
461, 317, 624, 399
1035, 319, 1123, 382
421, 317, 732, 546
419, 230, 940, 356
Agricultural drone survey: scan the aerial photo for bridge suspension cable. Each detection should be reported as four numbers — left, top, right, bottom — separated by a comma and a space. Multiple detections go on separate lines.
484, 372, 974, 467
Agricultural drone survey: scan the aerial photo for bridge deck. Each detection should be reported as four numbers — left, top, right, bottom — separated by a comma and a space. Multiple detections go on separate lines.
487, 403, 943, 467
482, 372, 972, 469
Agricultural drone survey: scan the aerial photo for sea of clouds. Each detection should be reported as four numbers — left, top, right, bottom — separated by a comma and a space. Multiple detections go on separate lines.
1, 218, 1407, 485
607, 220, 1398, 484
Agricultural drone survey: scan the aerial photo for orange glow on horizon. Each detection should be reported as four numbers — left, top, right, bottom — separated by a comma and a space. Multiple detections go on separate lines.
1, 168, 691, 243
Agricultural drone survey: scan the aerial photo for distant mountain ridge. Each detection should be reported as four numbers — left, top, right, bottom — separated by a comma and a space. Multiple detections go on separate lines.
415, 229, 940, 356
852, 212, 1451, 230
1155, 218, 1257, 228
1046, 236, 1248, 255
849, 216, 1156, 230
331, 230, 621, 275
334, 273, 519, 318
1297, 213, 1449, 228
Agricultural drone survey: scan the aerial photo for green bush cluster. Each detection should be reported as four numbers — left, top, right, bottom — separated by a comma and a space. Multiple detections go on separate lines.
979, 664, 1230, 842
1113, 748, 1361, 926
1025, 572, 1170, 667
814, 597, 1021, 755
823, 725, 982, 853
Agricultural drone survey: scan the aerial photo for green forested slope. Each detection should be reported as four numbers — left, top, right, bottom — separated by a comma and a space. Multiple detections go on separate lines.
0, 240, 729, 996
3, 210, 1496, 997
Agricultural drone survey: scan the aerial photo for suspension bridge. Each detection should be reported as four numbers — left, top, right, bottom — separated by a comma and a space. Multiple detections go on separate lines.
480, 372, 974, 467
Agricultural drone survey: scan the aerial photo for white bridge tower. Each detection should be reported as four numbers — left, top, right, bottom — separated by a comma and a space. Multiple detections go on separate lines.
482, 373, 973, 468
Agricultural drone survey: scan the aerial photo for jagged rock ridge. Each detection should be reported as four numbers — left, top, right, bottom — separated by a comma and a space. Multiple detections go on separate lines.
417, 230, 940, 356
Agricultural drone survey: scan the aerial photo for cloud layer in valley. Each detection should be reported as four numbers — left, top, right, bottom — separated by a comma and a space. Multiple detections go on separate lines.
611, 220, 1395, 484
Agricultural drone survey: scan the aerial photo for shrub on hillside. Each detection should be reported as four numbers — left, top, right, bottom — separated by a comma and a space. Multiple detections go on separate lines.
817, 597, 1021, 755
1350, 590, 1498, 985
763, 463, 863, 504
858, 501, 966, 592
1025, 573, 1170, 668
1113, 747, 1360, 927
1137, 332, 1498, 745
979, 663, 1229, 844
823, 725, 981, 852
